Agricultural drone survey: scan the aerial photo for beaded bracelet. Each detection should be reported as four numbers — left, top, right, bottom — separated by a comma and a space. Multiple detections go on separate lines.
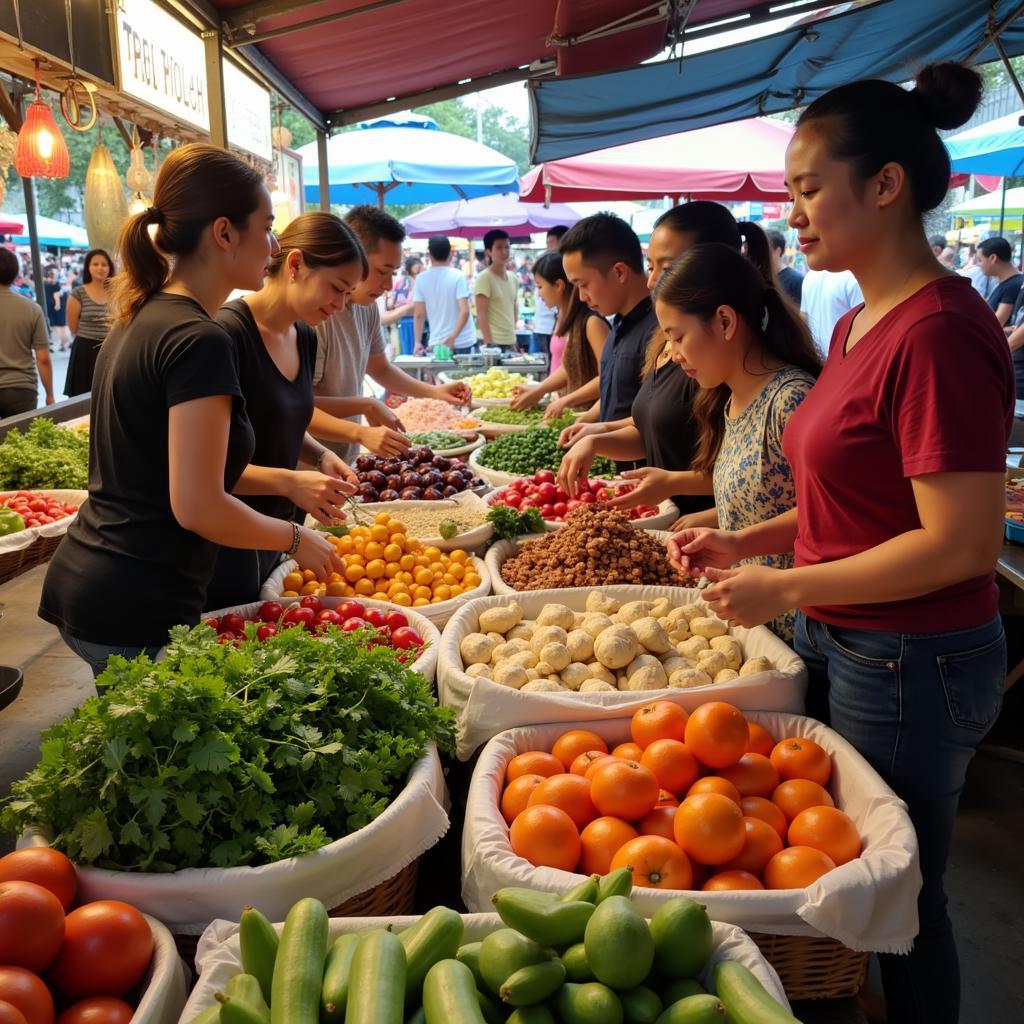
286, 521, 302, 557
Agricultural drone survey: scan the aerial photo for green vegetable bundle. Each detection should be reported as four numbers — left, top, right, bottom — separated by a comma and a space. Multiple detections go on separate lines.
407, 431, 468, 450
476, 428, 616, 478
0, 418, 90, 490
1, 625, 454, 872
478, 407, 576, 430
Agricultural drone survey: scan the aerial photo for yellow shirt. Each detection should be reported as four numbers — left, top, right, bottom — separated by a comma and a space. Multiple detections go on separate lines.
473, 268, 518, 346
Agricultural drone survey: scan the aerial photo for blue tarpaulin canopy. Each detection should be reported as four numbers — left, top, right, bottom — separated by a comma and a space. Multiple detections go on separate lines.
530, 0, 1024, 163
947, 112, 1024, 176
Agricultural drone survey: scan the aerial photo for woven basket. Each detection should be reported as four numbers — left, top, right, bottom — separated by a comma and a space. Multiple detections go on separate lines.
0, 532, 65, 586
750, 932, 869, 1001
329, 858, 419, 917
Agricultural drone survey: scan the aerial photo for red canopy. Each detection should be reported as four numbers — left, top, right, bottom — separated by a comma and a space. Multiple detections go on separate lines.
0, 216, 25, 234
520, 118, 796, 203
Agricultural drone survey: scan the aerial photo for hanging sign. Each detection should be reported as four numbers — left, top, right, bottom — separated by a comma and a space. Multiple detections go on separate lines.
223, 60, 273, 162
113, 0, 210, 132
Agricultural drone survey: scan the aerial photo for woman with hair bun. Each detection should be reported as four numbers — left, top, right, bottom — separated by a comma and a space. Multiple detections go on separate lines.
674, 64, 1011, 1022
39, 144, 342, 677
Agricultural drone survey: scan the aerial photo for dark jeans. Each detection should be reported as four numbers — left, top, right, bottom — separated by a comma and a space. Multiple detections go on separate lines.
60, 628, 163, 683
795, 612, 1006, 1024
0, 387, 37, 419
531, 332, 551, 356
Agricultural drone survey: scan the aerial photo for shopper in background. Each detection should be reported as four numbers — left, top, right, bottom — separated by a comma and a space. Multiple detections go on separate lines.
799, 267, 863, 355
413, 235, 476, 355
473, 228, 519, 349
960, 243, 995, 300
40, 143, 342, 678
978, 235, 1022, 326
65, 248, 114, 397
530, 225, 569, 358
929, 233, 948, 257
674, 63, 1010, 1024
43, 266, 71, 352
383, 254, 423, 339
767, 228, 804, 305
0, 248, 53, 416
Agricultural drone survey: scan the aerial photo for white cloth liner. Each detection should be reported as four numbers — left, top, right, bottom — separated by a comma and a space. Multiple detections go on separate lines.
438, 586, 807, 760
462, 715, 921, 954
0, 489, 87, 555
133, 915, 190, 1024
180, 912, 790, 1020
262, 555, 491, 628
22, 747, 449, 936
202, 598, 441, 685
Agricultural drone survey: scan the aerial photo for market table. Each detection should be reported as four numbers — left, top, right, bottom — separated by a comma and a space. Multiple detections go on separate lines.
997, 541, 1024, 690
391, 356, 458, 381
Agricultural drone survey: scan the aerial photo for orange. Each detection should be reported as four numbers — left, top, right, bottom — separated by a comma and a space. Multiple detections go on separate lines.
344, 563, 366, 583
787, 806, 862, 866
745, 722, 777, 758
590, 760, 660, 821
631, 701, 688, 749
635, 805, 678, 842
611, 742, 645, 761
570, 750, 612, 777
354, 578, 375, 596
610, 835, 693, 890
716, 753, 780, 799
763, 846, 837, 889
771, 779, 835, 823
584, 755, 620, 781
673, 793, 746, 865
506, 751, 564, 783
365, 542, 386, 561
703, 870, 764, 892
655, 789, 680, 807
552, 730, 609, 771
640, 739, 700, 796
690, 860, 709, 890
770, 737, 832, 787
370, 523, 390, 542
686, 776, 742, 806
579, 817, 639, 875
528, 774, 599, 830
501, 774, 544, 824
283, 572, 303, 592
718, 817, 784, 877
510, 805, 580, 871
383, 543, 403, 562
365, 559, 386, 580
684, 702, 750, 769
739, 796, 789, 840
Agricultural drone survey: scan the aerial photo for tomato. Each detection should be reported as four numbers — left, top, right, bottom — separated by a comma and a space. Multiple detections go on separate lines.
283, 607, 315, 629
519, 495, 541, 508
368, 626, 391, 646
0, 1000, 29, 1024
0, 968, 53, 1024
56, 998, 133, 1024
203, 617, 220, 631
552, 502, 567, 518
0, 882, 64, 972
540, 505, 554, 519
363, 608, 387, 628
219, 613, 245, 635
299, 595, 323, 614
336, 600, 366, 621
534, 470, 555, 484
341, 617, 366, 632
315, 609, 343, 628
391, 626, 423, 650
384, 611, 408, 631
566, 499, 583, 512
579, 491, 596, 504
536, 482, 557, 503
503, 492, 522, 508
217, 632, 237, 645
0, 849, 77, 912
28, 500, 47, 513
257, 601, 283, 623
49, 901, 153, 999
256, 624, 278, 642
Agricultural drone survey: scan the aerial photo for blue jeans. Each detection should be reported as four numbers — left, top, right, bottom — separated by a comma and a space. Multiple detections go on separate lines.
795, 613, 1005, 1024
60, 629, 163, 683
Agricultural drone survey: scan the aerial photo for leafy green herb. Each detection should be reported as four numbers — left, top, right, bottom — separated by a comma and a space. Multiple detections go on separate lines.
0, 625, 454, 872
477, 428, 616, 478
478, 408, 577, 431
0, 418, 90, 490
487, 504, 546, 541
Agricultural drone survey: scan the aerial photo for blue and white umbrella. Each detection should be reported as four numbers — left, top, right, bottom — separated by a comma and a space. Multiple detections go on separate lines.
946, 112, 1024, 176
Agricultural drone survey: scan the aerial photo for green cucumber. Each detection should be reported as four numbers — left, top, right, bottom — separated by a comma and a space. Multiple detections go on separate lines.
225, 974, 270, 1020
493, 887, 595, 946
216, 993, 270, 1024
320, 933, 360, 1024
562, 942, 595, 982
240, 905, 280, 1004
650, 899, 713, 980
713, 961, 802, 1024
507, 1009, 557, 1024
399, 906, 465, 1000
422, 959, 487, 1024
620, 986, 663, 1024
477, 988, 507, 1024
654, 994, 727, 1024
345, 930, 407, 1024
597, 867, 634, 903
456, 941, 485, 989
562, 874, 601, 903
499, 958, 567, 1006
479, 928, 553, 997
269, 898, 329, 1024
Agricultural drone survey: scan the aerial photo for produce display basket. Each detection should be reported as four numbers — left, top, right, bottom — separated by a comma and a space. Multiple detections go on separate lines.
462, 714, 922, 999
437, 586, 806, 759
203, 597, 442, 686
0, 489, 88, 586
483, 489, 679, 533
262, 555, 492, 627
181, 912, 790, 1021
21, 746, 449, 937
132, 914, 191, 1024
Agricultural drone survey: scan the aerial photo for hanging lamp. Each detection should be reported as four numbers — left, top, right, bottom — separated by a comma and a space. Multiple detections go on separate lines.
126, 126, 153, 217
14, 61, 70, 179
84, 127, 128, 253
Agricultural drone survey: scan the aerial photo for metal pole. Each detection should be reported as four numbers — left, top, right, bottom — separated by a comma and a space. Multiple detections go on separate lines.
202, 30, 228, 149
1000, 177, 1008, 236
317, 129, 330, 210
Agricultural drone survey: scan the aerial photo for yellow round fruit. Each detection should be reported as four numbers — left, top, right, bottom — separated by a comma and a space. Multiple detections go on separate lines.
336, 535, 354, 554
384, 562, 401, 579
423, 546, 441, 561
387, 521, 406, 536
433, 585, 451, 602
384, 543, 403, 562
448, 584, 463, 598
370, 524, 390, 543
374, 512, 391, 525
399, 554, 416, 571
365, 559, 386, 580
449, 549, 467, 564
284, 572, 303, 591
327, 581, 346, 596
464, 572, 481, 589
414, 567, 434, 587
281, 589, 299, 598
302, 569, 317, 582
301, 581, 320, 595
393, 592, 413, 607
344, 563, 366, 582
354, 578, 375, 596
414, 585, 432, 601
413, 598, 430, 607
365, 541, 385, 561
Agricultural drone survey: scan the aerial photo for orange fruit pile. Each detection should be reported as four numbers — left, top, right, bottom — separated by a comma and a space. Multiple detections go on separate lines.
280, 512, 480, 607
502, 701, 862, 891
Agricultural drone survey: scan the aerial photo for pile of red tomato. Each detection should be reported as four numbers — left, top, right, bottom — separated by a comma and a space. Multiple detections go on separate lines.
0, 493, 78, 530
205, 598, 425, 654
0, 848, 153, 1024
489, 472, 663, 524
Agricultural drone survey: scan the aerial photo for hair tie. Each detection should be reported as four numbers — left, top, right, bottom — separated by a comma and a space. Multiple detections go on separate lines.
146, 206, 164, 225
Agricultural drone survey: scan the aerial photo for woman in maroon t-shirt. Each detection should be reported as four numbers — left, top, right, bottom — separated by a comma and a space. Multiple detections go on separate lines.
670, 64, 1012, 1024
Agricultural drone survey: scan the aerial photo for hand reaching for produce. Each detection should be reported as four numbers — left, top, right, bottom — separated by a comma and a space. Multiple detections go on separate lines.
437, 380, 471, 406
317, 450, 359, 487
359, 424, 411, 457
702, 564, 791, 628
509, 386, 541, 411
609, 467, 675, 510
666, 528, 742, 578
286, 471, 357, 525
364, 399, 406, 433
671, 509, 717, 533
542, 395, 569, 422
295, 525, 344, 581
557, 437, 596, 498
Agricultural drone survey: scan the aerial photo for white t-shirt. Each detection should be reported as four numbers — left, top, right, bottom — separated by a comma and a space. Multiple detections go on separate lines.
800, 269, 864, 355
532, 292, 557, 334
412, 266, 476, 350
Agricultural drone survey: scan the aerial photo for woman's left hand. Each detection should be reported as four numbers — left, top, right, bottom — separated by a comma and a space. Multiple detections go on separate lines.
701, 565, 793, 628
438, 380, 471, 406
317, 451, 359, 487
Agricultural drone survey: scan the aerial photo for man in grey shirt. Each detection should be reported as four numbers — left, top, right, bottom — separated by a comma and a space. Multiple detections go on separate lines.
0, 249, 53, 417
313, 207, 470, 464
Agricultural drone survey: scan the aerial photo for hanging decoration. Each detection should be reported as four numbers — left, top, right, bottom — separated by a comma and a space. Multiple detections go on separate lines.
126, 127, 153, 217
270, 103, 294, 231
84, 129, 128, 253
57, 0, 98, 132
0, 127, 17, 207
14, 61, 71, 179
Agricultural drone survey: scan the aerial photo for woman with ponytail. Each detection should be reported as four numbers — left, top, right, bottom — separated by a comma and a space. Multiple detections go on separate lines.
674, 65, 1009, 1023
39, 144, 342, 677
557, 202, 775, 520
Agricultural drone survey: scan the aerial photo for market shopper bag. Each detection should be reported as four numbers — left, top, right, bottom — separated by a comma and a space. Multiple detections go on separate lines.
438, 586, 806, 759
131, 915, 190, 1024
0, 489, 88, 585
180, 912, 790, 1020
22, 746, 449, 936
262, 555, 491, 627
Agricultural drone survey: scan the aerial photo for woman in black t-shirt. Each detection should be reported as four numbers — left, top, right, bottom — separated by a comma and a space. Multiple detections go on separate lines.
39, 145, 342, 677
207, 212, 370, 607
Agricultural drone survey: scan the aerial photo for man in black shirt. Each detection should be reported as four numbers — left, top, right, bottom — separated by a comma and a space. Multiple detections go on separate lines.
979, 236, 1023, 327
767, 229, 803, 306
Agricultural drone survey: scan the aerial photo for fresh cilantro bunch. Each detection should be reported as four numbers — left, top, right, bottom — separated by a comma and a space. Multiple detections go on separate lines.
0, 418, 90, 490
1, 624, 454, 872
487, 504, 546, 541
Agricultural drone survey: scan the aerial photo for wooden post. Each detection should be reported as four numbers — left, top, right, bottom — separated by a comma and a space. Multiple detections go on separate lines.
317, 129, 330, 210
203, 30, 228, 149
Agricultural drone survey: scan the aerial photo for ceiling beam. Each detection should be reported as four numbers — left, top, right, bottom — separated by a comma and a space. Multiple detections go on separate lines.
225, 0, 334, 31
0, 77, 23, 131
224, 0, 411, 48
